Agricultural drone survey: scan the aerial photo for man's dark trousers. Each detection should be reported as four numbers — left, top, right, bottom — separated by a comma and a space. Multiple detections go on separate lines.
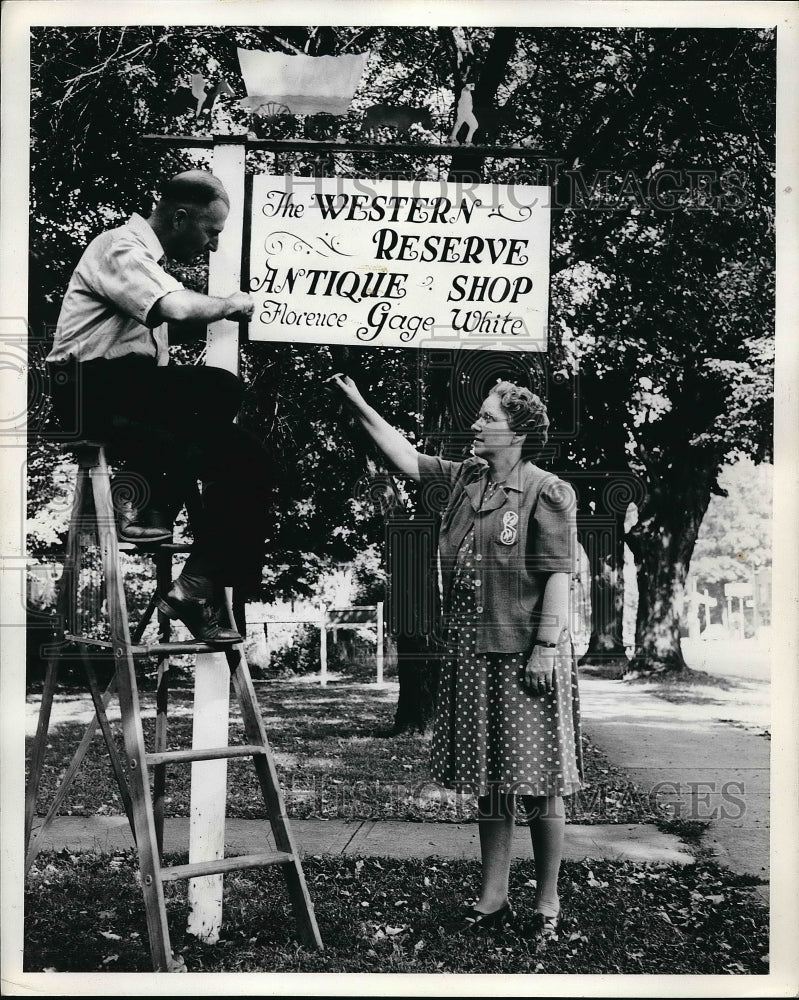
48, 355, 271, 597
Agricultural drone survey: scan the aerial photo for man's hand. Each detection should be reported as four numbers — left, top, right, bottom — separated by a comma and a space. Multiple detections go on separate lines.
523, 644, 557, 695
225, 291, 255, 322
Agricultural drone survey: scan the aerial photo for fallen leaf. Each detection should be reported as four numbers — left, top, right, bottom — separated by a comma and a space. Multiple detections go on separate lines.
99, 931, 121, 941
101, 954, 119, 965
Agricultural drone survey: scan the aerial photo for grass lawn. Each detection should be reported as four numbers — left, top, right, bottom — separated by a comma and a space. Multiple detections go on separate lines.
27, 677, 665, 824
24, 850, 768, 975
23, 675, 769, 976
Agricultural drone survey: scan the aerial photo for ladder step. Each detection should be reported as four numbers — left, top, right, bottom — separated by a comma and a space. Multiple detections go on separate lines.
160, 852, 294, 882
66, 635, 235, 656
146, 745, 266, 766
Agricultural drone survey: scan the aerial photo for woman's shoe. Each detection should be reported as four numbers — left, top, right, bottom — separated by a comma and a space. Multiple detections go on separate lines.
530, 909, 561, 940
445, 901, 515, 934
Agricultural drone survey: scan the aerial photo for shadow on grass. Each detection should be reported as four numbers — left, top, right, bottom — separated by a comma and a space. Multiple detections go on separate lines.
623, 667, 738, 691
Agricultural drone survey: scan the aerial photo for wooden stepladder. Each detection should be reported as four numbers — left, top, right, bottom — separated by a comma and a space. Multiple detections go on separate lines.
24, 441, 323, 971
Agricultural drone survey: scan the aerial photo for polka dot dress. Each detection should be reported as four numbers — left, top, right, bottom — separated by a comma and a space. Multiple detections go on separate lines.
430, 518, 584, 798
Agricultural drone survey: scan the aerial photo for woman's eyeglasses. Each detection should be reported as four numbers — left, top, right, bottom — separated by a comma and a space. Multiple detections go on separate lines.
475, 411, 509, 426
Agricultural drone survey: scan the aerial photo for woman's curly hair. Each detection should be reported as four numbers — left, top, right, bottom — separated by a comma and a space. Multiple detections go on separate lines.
490, 380, 549, 461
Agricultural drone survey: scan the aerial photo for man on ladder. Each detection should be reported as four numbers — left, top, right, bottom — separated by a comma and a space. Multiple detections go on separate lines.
46, 170, 271, 644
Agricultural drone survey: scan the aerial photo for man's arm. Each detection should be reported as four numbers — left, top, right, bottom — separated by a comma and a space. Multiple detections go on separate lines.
148, 289, 254, 326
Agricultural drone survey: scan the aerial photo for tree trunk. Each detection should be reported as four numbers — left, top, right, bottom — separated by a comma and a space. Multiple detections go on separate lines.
391, 635, 440, 734
578, 511, 629, 672
626, 461, 718, 675
627, 527, 690, 674
386, 509, 441, 734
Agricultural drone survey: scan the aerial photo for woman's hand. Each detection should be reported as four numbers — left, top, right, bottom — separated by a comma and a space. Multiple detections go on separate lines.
326, 373, 366, 411
524, 644, 557, 695
323, 373, 421, 481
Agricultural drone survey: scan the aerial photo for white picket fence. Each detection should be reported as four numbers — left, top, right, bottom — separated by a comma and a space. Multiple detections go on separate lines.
247, 602, 385, 686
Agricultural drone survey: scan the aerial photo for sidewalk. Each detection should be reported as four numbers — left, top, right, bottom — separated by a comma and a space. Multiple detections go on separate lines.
578, 676, 770, 900
29, 815, 694, 866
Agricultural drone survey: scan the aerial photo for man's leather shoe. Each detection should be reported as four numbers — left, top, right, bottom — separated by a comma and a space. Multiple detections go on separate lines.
117, 502, 173, 544
157, 587, 242, 646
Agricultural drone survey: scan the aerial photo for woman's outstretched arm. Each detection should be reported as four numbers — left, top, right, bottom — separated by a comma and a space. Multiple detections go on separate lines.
328, 373, 421, 482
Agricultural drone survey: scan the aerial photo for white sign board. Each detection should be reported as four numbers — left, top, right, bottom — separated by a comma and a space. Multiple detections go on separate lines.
247, 175, 551, 351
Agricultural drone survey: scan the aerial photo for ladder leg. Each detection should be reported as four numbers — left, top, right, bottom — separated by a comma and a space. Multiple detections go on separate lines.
81, 648, 136, 832
91, 451, 175, 972
25, 671, 119, 872
25, 465, 89, 852
24, 655, 60, 854
153, 551, 173, 859
153, 656, 169, 860
225, 640, 323, 950
132, 588, 159, 645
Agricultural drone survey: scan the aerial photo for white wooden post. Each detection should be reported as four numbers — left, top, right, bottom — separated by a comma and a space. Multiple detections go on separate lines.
319, 605, 328, 687
187, 137, 247, 943
751, 568, 760, 635
687, 578, 700, 640
376, 601, 384, 685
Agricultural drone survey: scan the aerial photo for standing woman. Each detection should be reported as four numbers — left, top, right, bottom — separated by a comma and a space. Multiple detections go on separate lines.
330, 374, 582, 938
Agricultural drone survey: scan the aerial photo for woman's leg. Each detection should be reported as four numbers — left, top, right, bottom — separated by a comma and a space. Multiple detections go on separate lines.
474, 791, 516, 912
522, 794, 565, 918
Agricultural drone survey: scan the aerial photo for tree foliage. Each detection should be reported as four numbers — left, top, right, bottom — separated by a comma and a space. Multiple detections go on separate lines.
690, 459, 773, 584
28, 24, 775, 688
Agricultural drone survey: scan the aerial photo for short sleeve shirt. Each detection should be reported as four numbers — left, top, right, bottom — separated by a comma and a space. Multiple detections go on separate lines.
46, 213, 183, 365
418, 453, 577, 653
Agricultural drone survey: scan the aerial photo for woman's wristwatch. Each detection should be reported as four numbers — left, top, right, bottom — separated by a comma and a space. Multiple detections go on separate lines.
534, 639, 558, 648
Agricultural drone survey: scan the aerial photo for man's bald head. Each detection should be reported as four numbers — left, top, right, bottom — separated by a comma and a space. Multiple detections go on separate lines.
149, 170, 231, 263
159, 170, 230, 210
